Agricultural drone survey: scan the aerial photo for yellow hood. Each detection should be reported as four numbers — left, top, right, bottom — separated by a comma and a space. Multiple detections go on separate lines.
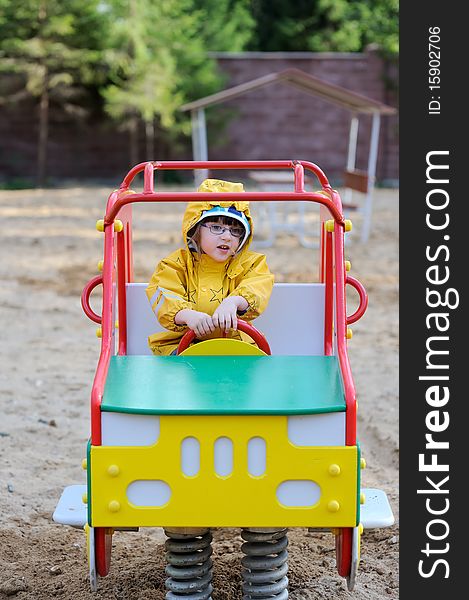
182, 179, 254, 253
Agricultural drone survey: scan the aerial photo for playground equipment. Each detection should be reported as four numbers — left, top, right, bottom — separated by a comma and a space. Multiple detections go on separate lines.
53, 160, 394, 597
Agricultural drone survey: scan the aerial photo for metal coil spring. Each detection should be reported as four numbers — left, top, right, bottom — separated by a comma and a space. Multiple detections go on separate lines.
241, 528, 289, 600
164, 529, 213, 600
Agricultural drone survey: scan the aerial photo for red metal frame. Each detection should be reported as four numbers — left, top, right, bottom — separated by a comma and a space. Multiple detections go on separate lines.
330, 187, 357, 446
346, 276, 369, 325
85, 160, 365, 448
323, 230, 334, 356
81, 275, 103, 324
95, 528, 113, 576
115, 201, 133, 356
105, 190, 343, 228
336, 527, 353, 577
120, 160, 331, 191
116, 230, 127, 355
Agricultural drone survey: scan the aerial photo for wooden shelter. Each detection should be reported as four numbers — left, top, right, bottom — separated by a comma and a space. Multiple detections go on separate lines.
181, 68, 397, 242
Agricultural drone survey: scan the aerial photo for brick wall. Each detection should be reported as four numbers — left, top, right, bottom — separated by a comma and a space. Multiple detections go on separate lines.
0, 96, 168, 184
0, 48, 398, 185
207, 48, 398, 184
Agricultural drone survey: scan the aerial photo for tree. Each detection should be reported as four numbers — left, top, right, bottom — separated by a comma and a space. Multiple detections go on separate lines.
0, 0, 110, 186
101, 0, 256, 164
101, 0, 182, 163
248, 0, 398, 56
191, 0, 255, 52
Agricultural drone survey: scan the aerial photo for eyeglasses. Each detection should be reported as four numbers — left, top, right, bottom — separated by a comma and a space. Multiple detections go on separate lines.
201, 223, 245, 238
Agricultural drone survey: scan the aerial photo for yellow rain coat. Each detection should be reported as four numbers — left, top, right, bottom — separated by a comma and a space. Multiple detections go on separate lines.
146, 181, 274, 355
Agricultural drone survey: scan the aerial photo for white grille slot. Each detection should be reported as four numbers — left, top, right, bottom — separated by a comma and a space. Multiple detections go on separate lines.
214, 437, 233, 477
127, 480, 171, 506
248, 437, 266, 476
181, 437, 200, 476
277, 480, 321, 507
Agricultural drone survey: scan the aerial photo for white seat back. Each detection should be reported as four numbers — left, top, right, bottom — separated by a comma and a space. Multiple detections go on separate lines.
126, 283, 326, 356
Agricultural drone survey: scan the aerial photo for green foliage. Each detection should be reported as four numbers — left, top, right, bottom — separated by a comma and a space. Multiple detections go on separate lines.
191, 0, 255, 51
248, 0, 398, 56
0, 0, 398, 182
0, 0, 112, 184
0, 0, 255, 176
101, 1, 179, 128
0, 0, 110, 101
0, 177, 36, 190
101, 0, 255, 136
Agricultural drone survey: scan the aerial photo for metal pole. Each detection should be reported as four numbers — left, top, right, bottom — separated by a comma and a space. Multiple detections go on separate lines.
191, 108, 209, 186
344, 115, 359, 206
361, 112, 381, 243
347, 115, 359, 169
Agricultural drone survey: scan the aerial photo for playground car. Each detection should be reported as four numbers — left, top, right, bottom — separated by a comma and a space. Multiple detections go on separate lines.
53, 160, 394, 597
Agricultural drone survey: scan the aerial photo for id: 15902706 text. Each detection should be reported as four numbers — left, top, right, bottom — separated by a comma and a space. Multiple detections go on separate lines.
428, 26, 441, 115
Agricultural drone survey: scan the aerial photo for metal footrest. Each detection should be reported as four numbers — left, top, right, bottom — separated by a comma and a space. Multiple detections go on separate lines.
360, 488, 395, 528
52, 485, 394, 530
53, 484, 87, 528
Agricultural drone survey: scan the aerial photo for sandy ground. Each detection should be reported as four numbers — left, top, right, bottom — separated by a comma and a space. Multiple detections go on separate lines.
0, 183, 398, 599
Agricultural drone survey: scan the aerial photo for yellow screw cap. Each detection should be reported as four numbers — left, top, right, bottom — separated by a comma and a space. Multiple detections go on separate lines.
325, 219, 335, 232
344, 219, 353, 232
96, 219, 105, 232
345, 260, 351, 272
114, 219, 124, 232
360, 492, 366, 505
107, 465, 120, 477
97, 260, 103, 272
359, 523, 364, 535
82, 492, 88, 504
81, 458, 87, 470
328, 464, 341, 476
96, 326, 102, 338
108, 500, 120, 513
346, 327, 353, 340
360, 458, 367, 469
327, 500, 340, 513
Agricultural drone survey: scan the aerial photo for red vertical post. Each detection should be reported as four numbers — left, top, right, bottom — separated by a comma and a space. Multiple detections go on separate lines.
293, 163, 305, 192
143, 162, 154, 194
332, 206, 356, 446
323, 230, 334, 356
116, 230, 127, 356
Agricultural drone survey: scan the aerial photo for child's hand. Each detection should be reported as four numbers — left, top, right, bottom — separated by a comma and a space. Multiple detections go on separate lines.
212, 297, 239, 332
181, 310, 216, 338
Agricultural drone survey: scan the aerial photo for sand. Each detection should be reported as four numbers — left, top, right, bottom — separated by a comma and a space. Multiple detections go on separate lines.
0, 184, 398, 599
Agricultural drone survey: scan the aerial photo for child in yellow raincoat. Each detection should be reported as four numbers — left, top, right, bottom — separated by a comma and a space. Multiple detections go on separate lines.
146, 178, 274, 355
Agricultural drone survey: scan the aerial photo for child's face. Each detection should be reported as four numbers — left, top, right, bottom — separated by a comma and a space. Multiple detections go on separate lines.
199, 220, 242, 262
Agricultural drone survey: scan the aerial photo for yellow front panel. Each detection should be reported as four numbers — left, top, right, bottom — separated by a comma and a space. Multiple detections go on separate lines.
90, 415, 358, 528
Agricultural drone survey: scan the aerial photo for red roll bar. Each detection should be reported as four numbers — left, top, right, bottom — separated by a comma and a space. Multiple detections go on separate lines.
81, 275, 103, 324
346, 276, 369, 325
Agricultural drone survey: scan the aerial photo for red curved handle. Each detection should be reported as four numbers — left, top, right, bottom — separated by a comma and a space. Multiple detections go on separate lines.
81, 275, 103, 324
177, 319, 271, 355
346, 276, 368, 324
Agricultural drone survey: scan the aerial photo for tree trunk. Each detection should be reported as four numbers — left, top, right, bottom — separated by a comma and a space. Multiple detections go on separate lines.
145, 119, 155, 160
129, 116, 139, 166
37, 82, 49, 188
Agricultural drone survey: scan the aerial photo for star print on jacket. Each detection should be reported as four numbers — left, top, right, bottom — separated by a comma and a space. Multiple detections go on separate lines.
210, 287, 224, 303
187, 289, 196, 303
